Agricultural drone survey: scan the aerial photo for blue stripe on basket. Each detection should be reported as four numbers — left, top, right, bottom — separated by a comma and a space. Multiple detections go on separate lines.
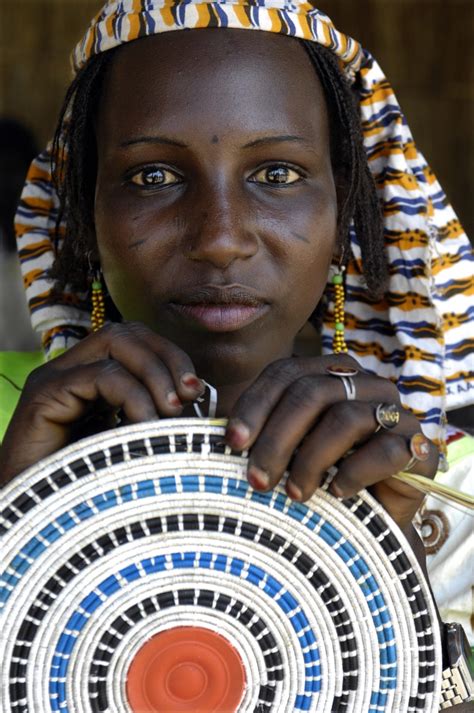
74, 501, 95, 520
50, 551, 321, 712
227, 476, 249, 498
119, 483, 134, 501
137, 479, 155, 498
182, 474, 200, 492
41, 522, 63, 542
93, 490, 118, 510
205, 474, 223, 492
158, 475, 177, 493
56, 512, 77, 530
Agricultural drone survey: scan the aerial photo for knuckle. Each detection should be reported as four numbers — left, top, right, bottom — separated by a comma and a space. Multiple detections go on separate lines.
324, 402, 360, 431
263, 358, 299, 385
95, 359, 126, 380
139, 361, 168, 383
326, 353, 361, 370
124, 321, 155, 340
103, 321, 149, 346
372, 377, 400, 403
285, 375, 321, 408
340, 354, 361, 370
100, 322, 124, 339
378, 433, 405, 469
23, 363, 50, 390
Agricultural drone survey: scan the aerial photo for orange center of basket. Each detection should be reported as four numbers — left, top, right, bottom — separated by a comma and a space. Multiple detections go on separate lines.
126, 627, 246, 712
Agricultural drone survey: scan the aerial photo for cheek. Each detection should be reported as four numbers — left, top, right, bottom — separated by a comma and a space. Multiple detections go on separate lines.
278, 188, 337, 293
94, 186, 177, 286
284, 200, 337, 322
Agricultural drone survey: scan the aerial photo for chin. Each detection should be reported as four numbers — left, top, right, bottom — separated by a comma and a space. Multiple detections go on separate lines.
190, 342, 258, 386
190, 335, 293, 387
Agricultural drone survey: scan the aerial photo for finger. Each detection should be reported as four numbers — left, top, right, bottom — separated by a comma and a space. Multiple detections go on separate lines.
124, 322, 205, 400
331, 430, 439, 499
33, 360, 160, 424
287, 402, 422, 500
245, 373, 401, 493
50, 323, 204, 414
0, 360, 161, 483
226, 354, 367, 449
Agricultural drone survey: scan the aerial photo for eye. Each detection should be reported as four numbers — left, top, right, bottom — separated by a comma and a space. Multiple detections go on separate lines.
129, 165, 182, 188
250, 165, 303, 186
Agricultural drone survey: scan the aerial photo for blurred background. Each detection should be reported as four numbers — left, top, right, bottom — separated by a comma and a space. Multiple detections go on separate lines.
0, 0, 473, 349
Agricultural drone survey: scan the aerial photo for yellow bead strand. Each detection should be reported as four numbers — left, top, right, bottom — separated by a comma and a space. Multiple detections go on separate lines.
332, 269, 348, 354
91, 279, 106, 332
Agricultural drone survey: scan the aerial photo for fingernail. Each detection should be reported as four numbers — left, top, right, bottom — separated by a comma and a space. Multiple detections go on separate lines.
167, 391, 182, 409
181, 373, 204, 392
226, 419, 251, 449
329, 480, 344, 499
247, 465, 270, 490
286, 481, 303, 501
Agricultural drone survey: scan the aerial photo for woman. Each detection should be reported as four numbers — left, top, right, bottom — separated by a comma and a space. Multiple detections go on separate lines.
1, 0, 473, 706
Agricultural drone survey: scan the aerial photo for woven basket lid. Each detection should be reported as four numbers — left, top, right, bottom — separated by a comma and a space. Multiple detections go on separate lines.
0, 418, 442, 712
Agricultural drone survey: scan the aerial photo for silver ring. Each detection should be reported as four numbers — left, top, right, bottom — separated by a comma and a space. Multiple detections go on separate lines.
340, 375, 356, 400
404, 456, 418, 472
326, 365, 358, 401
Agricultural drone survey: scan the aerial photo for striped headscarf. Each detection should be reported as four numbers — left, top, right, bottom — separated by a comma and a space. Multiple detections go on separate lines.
15, 0, 474, 460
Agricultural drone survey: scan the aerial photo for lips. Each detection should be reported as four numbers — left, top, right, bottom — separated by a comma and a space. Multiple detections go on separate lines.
167, 285, 269, 332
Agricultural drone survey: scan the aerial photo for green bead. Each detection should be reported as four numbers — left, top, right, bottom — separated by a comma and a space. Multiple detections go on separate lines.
335, 322, 344, 331
332, 274, 343, 285
92, 281, 102, 290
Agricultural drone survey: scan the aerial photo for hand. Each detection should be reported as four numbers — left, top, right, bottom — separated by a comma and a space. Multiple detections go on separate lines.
225, 354, 439, 530
0, 322, 204, 486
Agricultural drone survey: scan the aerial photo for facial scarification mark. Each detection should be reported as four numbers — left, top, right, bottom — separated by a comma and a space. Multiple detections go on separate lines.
291, 232, 310, 244
174, 214, 188, 231
128, 237, 149, 249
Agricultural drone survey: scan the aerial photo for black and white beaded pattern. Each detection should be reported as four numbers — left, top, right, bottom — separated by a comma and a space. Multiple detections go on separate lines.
0, 419, 442, 712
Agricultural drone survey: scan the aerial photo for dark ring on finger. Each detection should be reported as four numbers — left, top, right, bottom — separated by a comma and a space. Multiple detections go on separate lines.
406, 432, 431, 469
374, 403, 401, 431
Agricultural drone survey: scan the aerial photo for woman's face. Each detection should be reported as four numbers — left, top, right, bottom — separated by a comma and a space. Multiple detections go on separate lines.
95, 29, 337, 385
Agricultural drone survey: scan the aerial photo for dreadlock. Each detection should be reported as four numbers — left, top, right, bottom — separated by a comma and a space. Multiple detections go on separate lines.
50, 50, 115, 290
50, 38, 387, 312
303, 41, 387, 298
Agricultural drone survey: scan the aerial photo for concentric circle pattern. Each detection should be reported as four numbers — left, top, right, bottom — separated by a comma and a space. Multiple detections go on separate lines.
0, 419, 441, 712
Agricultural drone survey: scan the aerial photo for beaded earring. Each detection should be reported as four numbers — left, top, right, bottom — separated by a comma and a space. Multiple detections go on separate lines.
91, 271, 106, 332
332, 264, 348, 354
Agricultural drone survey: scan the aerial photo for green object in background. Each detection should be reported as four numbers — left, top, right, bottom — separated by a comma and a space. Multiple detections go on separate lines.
0, 351, 44, 441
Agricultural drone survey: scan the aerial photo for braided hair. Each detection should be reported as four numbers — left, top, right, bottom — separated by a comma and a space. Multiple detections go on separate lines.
50, 39, 387, 314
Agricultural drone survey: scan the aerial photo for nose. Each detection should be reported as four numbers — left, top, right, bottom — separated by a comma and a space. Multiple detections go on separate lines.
186, 189, 258, 269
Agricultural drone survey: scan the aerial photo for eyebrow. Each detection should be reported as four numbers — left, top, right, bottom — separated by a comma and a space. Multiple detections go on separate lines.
242, 135, 313, 149
119, 136, 189, 148
120, 134, 312, 150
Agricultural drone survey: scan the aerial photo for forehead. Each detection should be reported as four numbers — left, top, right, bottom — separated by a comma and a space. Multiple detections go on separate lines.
97, 29, 329, 143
